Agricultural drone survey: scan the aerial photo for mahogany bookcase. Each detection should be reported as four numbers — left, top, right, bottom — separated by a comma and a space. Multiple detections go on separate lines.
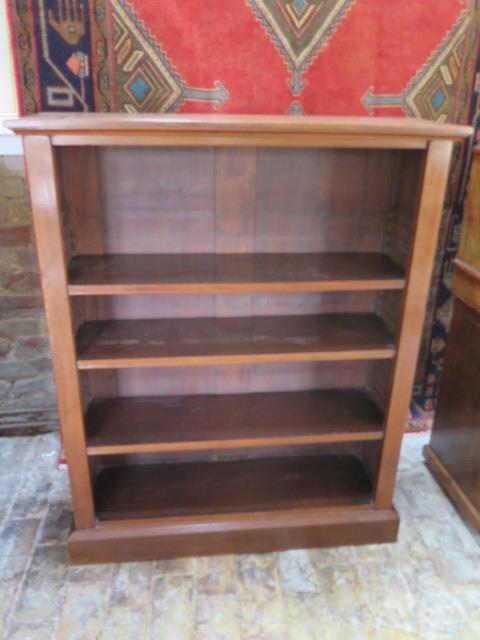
7, 114, 471, 564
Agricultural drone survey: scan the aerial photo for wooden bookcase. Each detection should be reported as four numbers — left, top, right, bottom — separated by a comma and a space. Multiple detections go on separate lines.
7, 114, 471, 564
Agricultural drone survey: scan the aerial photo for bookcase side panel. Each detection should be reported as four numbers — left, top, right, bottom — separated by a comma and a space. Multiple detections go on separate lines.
23, 136, 95, 529
375, 140, 454, 508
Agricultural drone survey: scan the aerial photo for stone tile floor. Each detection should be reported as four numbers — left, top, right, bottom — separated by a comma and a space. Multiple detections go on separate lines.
0, 432, 479, 640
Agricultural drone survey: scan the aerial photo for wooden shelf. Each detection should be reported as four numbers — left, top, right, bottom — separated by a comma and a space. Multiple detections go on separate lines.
68, 253, 405, 295
85, 389, 384, 455
94, 453, 373, 521
76, 313, 396, 369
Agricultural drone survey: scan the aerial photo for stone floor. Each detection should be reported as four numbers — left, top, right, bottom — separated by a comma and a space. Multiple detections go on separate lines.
0, 432, 479, 640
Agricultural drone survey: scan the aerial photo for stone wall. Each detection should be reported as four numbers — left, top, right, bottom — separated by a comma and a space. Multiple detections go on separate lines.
0, 156, 57, 431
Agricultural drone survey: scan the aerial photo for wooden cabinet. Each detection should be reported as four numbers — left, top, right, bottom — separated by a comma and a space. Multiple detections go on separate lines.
424, 148, 480, 533
7, 114, 471, 563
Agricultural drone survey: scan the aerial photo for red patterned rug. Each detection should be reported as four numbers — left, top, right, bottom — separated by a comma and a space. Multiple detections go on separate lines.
7, 0, 480, 426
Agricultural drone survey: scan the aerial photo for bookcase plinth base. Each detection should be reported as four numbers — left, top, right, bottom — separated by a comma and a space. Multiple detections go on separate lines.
68, 506, 399, 564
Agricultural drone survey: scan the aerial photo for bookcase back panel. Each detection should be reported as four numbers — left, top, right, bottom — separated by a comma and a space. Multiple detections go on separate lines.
90, 440, 379, 472
84, 361, 370, 399
57, 146, 420, 257
80, 291, 377, 320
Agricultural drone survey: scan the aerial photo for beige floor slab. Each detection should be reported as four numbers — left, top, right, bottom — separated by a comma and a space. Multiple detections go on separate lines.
0, 432, 479, 639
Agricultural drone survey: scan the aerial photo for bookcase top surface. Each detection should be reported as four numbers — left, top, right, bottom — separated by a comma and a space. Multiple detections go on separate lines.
6, 113, 472, 141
